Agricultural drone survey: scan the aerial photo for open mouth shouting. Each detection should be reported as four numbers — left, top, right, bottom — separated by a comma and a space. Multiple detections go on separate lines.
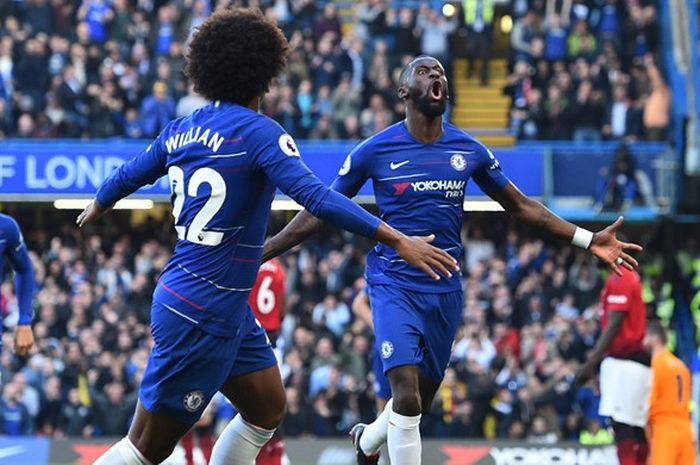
430, 80, 444, 101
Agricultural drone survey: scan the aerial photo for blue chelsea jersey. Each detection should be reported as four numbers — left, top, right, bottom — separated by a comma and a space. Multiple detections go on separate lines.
331, 121, 510, 292
96, 102, 383, 336
0, 214, 34, 325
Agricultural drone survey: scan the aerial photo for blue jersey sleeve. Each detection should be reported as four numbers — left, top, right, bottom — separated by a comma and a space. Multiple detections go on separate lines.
96, 129, 169, 206
2, 217, 34, 325
329, 141, 374, 197
250, 121, 381, 238
471, 142, 510, 194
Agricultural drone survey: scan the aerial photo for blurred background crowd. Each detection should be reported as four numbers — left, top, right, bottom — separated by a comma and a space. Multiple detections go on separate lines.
505, 0, 669, 141
0, 210, 696, 445
0, 0, 670, 142
0, 0, 457, 141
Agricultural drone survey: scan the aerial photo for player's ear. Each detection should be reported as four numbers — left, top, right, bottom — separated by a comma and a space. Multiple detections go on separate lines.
398, 85, 408, 100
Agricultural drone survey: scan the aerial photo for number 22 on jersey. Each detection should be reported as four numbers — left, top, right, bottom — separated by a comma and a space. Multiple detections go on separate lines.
168, 166, 227, 246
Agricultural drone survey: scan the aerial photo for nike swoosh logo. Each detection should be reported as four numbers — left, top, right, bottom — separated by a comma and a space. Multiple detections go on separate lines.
0, 445, 25, 459
390, 160, 410, 170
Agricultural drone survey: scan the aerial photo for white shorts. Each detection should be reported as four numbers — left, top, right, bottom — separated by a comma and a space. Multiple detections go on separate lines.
599, 356, 652, 427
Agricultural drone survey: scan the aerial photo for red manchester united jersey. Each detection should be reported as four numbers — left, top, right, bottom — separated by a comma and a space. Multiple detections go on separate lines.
248, 258, 286, 332
601, 268, 646, 358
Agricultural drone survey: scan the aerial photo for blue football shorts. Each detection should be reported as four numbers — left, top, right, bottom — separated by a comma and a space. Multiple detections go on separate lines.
140, 301, 278, 424
367, 284, 463, 384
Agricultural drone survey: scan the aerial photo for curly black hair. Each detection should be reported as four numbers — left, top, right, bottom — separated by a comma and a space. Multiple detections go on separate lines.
184, 8, 288, 105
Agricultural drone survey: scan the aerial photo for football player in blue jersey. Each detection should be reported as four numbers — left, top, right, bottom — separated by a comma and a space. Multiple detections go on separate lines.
77, 10, 458, 465
262, 55, 643, 465
0, 214, 35, 359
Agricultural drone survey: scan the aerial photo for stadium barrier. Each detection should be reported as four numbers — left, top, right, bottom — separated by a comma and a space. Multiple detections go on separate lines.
0, 436, 619, 465
0, 140, 675, 220
0, 140, 542, 200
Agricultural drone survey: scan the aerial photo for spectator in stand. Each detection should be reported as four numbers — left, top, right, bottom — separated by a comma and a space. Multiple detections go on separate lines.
331, 77, 361, 134
541, 83, 573, 139
572, 80, 605, 142
359, 93, 391, 138
392, 8, 420, 58
416, 4, 457, 86
296, 79, 315, 138
603, 84, 632, 140
511, 10, 539, 63
37, 375, 62, 435
505, 60, 533, 133
0, 382, 33, 436
139, 80, 175, 138
463, 0, 495, 85
567, 20, 597, 61
579, 418, 614, 445
597, 0, 622, 47
312, 295, 351, 338
527, 415, 558, 444
309, 35, 340, 91
543, 15, 567, 62
642, 54, 670, 141
61, 388, 93, 437
312, 3, 342, 45
595, 144, 639, 212
89, 381, 137, 436
14, 38, 48, 111
78, 0, 113, 44
354, 0, 388, 44
308, 114, 338, 140
274, 84, 300, 136
175, 84, 208, 118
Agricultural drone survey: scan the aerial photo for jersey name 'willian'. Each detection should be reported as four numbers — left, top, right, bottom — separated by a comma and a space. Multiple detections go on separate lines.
164, 126, 226, 154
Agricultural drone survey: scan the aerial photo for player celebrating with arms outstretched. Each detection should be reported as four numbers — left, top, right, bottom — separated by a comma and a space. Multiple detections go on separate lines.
78, 10, 458, 465
263, 55, 643, 465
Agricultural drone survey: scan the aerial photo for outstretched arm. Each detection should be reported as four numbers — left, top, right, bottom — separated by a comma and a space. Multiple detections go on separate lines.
77, 135, 168, 227
264, 142, 373, 262
488, 182, 642, 274
262, 210, 323, 262
255, 130, 458, 280
4, 218, 35, 356
264, 208, 456, 280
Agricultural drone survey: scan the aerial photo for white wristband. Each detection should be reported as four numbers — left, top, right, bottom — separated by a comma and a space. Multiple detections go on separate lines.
571, 227, 594, 249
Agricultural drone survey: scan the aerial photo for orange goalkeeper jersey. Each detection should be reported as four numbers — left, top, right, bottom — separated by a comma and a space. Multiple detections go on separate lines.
649, 349, 691, 427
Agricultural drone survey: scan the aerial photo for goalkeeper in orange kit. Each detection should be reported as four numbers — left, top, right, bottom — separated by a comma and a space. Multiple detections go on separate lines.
645, 321, 696, 465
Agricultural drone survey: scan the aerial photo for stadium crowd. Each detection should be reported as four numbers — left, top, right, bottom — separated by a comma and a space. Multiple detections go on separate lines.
0, 0, 673, 143
506, 0, 671, 141
0, 0, 460, 141
0, 211, 690, 445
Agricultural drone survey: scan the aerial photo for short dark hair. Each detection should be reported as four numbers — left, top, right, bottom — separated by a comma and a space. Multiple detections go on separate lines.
184, 8, 288, 105
647, 320, 667, 344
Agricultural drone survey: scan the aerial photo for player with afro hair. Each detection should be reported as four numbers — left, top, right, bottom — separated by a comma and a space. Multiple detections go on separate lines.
185, 8, 289, 107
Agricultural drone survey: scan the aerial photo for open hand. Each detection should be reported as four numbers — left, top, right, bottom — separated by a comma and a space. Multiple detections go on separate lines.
590, 216, 643, 275
394, 234, 460, 281
76, 199, 111, 228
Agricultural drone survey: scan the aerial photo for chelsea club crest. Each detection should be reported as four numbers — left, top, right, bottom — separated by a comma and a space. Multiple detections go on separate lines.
183, 390, 205, 412
450, 154, 466, 171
